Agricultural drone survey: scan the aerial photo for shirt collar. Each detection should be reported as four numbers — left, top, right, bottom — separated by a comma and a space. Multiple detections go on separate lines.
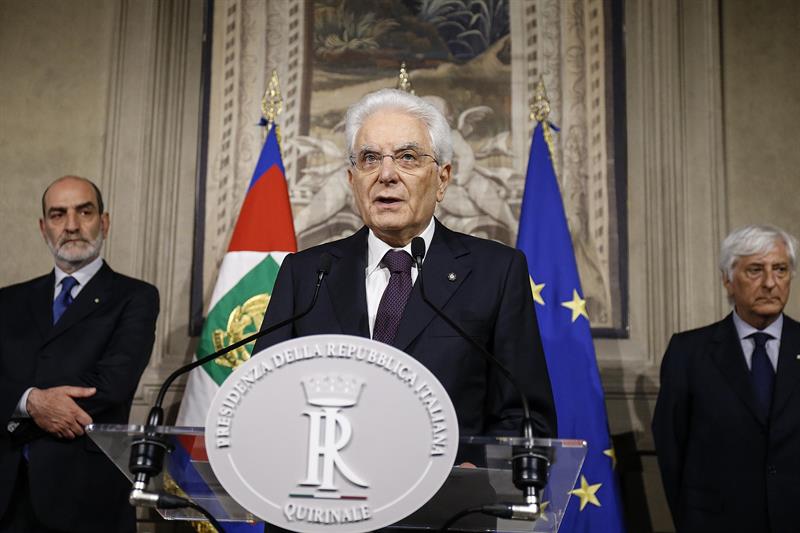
366, 217, 436, 274
54, 255, 104, 289
732, 309, 783, 341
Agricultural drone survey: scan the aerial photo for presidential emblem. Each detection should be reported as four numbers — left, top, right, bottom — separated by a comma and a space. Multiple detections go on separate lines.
205, 335, 459, 532
298, 374, 368, 493
211, 293, 269, 369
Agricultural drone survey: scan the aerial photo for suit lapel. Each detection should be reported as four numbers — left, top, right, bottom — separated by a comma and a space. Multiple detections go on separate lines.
771, 315, 800, 418
710, 315, 767, 426
45, 262, 113, 345
28, 271, 56, 340
393, 221, 472, 351
326, 228, 370, 337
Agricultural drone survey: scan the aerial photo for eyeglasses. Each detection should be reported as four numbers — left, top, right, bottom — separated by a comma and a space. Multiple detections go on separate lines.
350, 149, 439, 173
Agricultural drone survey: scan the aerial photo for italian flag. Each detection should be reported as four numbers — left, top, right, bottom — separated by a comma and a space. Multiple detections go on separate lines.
177, 125, 296, 427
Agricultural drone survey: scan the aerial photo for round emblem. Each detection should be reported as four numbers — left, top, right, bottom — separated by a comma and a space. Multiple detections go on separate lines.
205, 334, 459, 532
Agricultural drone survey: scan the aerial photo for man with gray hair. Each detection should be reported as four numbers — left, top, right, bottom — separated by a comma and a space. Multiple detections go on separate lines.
653, 224, 799, 533
254, 88, 556, 439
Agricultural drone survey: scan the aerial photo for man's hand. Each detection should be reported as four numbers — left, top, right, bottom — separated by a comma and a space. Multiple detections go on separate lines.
26, 386, 96, 439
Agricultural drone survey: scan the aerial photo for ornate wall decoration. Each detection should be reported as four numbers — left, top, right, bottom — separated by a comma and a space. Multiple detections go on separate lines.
202, 0, 627, 334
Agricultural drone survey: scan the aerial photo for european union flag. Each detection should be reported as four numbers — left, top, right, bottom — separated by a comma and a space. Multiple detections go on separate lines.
517, 122, 626, 532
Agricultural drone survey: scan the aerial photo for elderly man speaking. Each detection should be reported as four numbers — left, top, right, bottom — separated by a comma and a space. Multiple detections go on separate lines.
253, 89, 555, 438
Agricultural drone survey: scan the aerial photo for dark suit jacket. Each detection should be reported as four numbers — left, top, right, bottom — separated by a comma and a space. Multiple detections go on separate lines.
0, 262, 159, 533
253, 221, 556, 438
652, 313, 800, 533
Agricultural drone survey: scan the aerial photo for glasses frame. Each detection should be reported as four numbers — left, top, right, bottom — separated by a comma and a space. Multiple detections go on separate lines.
349, 149, 440, 174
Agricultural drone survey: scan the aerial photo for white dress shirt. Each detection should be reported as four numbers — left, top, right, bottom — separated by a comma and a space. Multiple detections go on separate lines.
365, 217, 435, 337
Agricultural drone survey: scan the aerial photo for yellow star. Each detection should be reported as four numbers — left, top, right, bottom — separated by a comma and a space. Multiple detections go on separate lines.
561, 289, 588, 322
568, 475, 602, 511
603, 447, 617, 469
529, 276, 545, 305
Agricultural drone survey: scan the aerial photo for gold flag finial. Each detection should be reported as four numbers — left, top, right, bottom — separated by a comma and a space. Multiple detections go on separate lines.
396, 62, 415, 95
529, 79, 551, 123
530, 79, 557, 167
262, 70, 283, 134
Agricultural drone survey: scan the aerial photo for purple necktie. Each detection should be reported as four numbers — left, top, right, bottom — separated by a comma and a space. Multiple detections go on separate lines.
748, 332, 775, 416
373, 250, 414, 345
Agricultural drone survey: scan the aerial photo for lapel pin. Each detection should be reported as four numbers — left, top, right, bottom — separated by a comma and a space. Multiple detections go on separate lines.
94, 298, 100, 304
447, 272, 457, 282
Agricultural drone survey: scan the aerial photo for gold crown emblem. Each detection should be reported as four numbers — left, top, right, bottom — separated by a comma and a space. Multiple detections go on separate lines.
301, 374, 364, 407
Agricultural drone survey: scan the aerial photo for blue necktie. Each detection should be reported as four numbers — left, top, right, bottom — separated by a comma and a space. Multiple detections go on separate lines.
53, 276, 78, 324
748, 332, 775, 416
373, 250, 414, 345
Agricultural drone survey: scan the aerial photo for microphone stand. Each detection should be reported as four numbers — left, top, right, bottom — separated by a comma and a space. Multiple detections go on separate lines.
128, 254, 332, 531
410, 238, 550, 529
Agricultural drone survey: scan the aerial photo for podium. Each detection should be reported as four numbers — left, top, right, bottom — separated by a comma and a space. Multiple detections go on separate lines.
88, 424, 586, 532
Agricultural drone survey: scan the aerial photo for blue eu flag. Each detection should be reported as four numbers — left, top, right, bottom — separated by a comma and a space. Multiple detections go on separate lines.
517, 122, 626, 532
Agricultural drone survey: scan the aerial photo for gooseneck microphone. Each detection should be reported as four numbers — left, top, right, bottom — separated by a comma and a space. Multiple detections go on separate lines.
410, 238, 549, 529
128, 253, 333, 527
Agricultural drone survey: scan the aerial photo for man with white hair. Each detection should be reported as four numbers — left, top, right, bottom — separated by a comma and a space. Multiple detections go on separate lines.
0, 176, 159, 532
254, 89, 556, 438
653, 224, 799, 533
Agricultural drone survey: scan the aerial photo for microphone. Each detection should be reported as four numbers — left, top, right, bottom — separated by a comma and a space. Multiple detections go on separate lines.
411, 237, 549, 524
128, 253, 333, 513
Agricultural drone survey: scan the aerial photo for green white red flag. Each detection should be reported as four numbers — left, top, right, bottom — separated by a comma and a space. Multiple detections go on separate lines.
177, 125, 296, 426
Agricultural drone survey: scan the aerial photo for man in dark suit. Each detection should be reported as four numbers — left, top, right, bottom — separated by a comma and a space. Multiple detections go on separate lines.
0, 176, 159, 532
653, 224, 799, 533
254, 89, 555, 438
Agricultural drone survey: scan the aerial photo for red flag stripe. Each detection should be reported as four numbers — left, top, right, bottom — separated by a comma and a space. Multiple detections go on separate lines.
228, 164, 297, 253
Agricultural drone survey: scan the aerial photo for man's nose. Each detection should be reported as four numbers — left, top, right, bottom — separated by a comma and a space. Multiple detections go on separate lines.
65, 210, 80, 231
762, 268, 778, 288
378, 155, 398, 183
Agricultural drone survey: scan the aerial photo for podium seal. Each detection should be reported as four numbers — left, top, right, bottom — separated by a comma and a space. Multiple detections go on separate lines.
205, 334, 459, 532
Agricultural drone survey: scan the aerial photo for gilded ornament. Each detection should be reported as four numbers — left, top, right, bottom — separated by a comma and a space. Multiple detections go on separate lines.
212, 293, 269, 369
529, 78, 558, 169
396, 62, 415, 95
262, 69, 283, 142
529, 79, 551, 122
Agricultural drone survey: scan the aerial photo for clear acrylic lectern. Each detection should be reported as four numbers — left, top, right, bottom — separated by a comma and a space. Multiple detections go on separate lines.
87, 424, 586, 532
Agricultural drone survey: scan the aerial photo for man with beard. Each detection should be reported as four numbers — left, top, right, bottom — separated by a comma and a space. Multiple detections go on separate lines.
0, 176, 159, 532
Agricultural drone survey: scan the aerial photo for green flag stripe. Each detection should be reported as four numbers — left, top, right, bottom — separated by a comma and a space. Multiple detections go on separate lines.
198, 255, 280, 386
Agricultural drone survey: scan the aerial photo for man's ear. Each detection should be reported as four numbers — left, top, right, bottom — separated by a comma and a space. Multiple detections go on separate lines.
722, 272, 734, 297
100, 212, 110, 239
436, 163, 451, 202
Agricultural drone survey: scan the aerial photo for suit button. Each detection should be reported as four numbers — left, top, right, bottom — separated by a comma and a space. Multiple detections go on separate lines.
767, 465, 777, 475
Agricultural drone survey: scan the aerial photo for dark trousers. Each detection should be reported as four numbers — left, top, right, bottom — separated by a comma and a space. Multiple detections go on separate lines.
0, 460, 64, 533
